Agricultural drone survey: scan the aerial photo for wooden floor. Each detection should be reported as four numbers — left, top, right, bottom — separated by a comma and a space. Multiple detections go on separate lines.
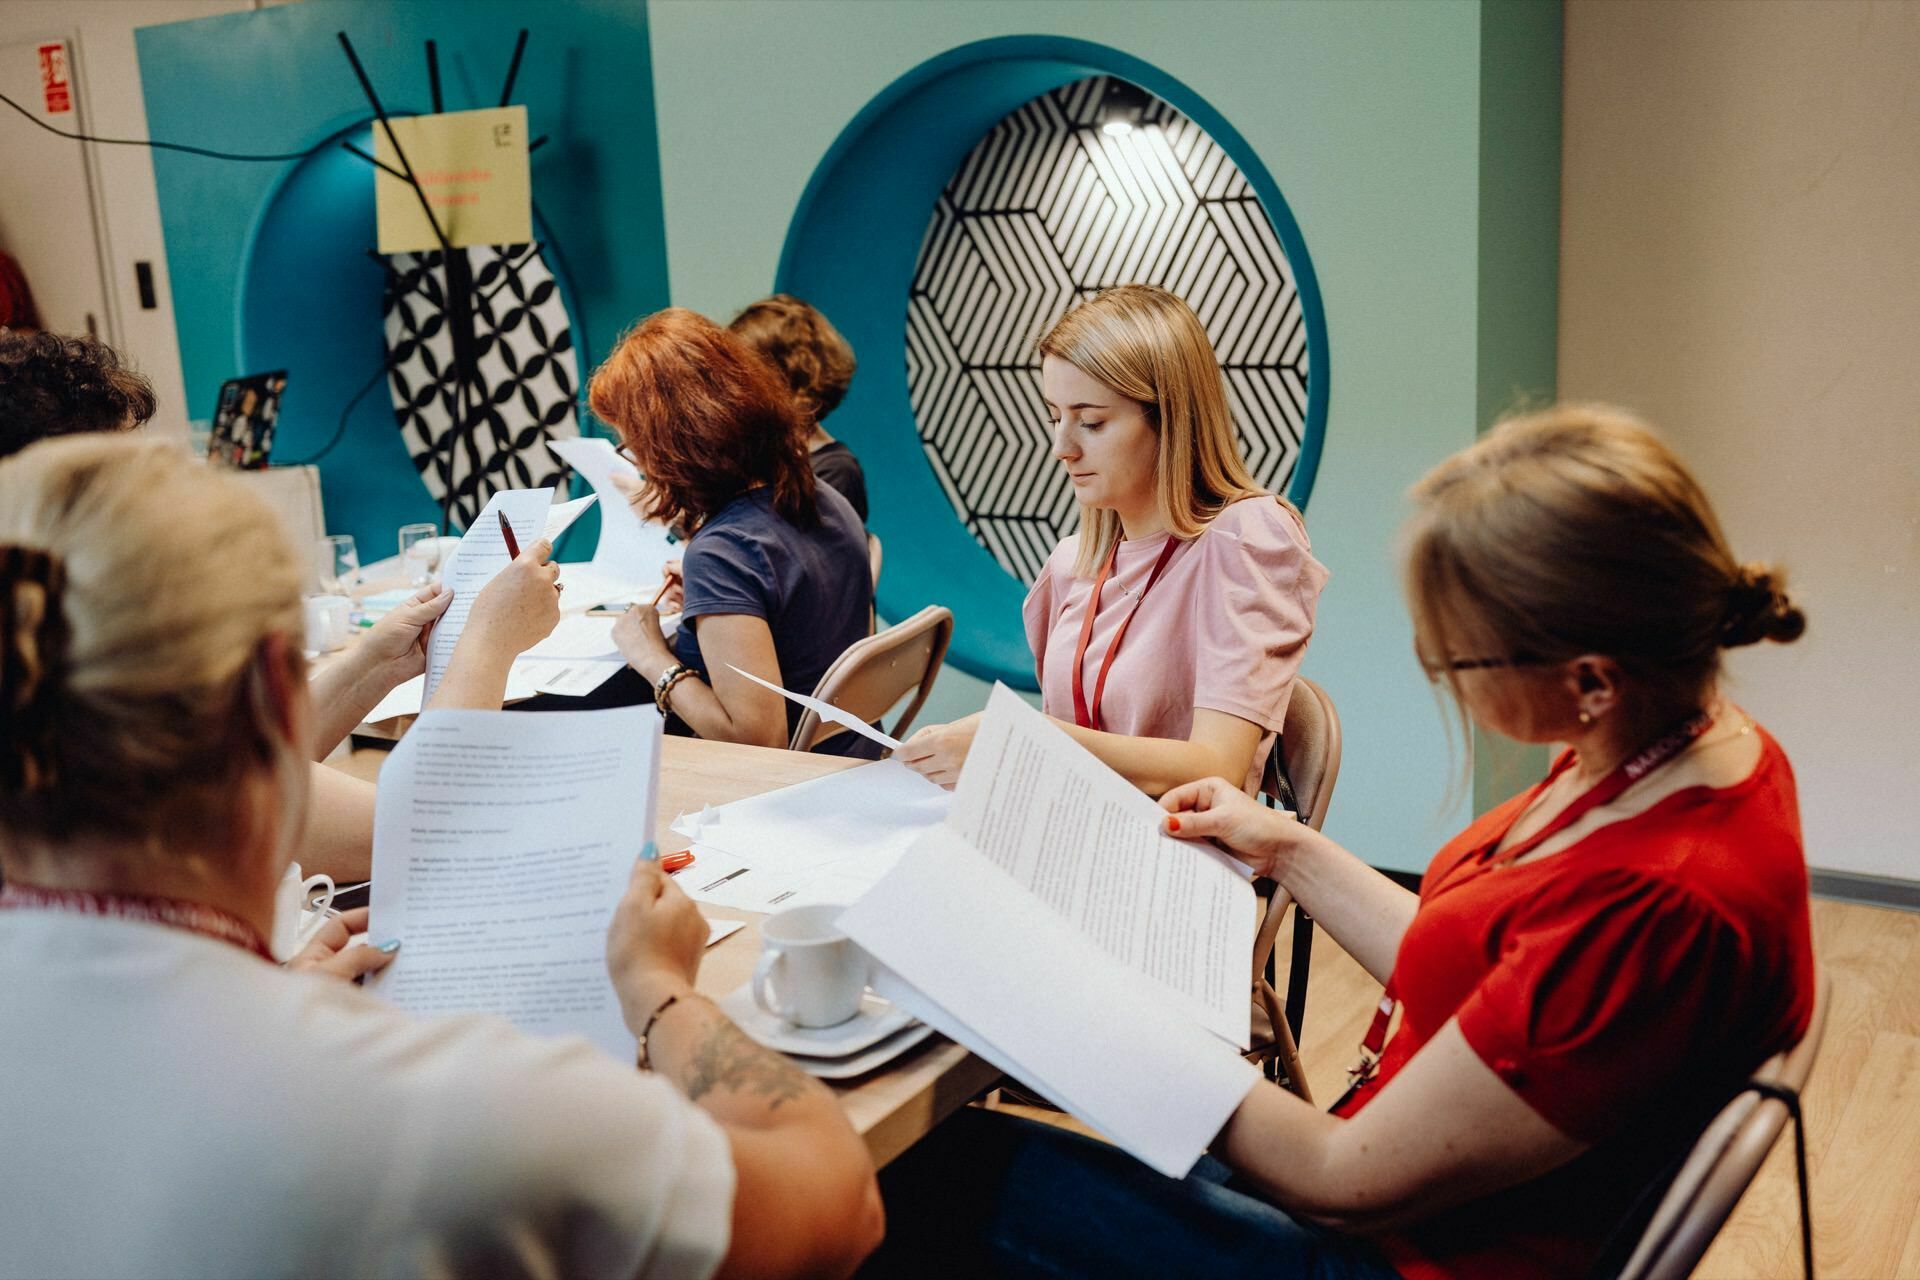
998, 896, 1920, 1278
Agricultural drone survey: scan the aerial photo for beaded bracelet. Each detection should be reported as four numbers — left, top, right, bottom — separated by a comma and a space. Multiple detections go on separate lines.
637, 991, 685, 1070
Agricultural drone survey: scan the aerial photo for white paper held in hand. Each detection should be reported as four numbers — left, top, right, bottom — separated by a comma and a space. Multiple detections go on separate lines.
420, 487, 597, 705
725, 664, 903, 752
840, 826, 1259, 1178
366, 706, 665, 1063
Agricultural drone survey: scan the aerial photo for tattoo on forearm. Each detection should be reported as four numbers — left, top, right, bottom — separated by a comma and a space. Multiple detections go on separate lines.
682, 1015, 810, 1109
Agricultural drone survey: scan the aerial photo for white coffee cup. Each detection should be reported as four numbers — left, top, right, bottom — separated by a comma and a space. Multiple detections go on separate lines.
272, 861, 337, 961
752, 903, 869, 1028
302, 594, 353, 653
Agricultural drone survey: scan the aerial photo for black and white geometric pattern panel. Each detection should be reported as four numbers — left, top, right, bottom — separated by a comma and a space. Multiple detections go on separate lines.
383, 244, 580, 528
907, 76, 1309, 584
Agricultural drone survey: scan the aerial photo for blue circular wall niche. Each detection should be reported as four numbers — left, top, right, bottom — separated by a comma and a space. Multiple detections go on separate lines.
778, 37, 1328, 689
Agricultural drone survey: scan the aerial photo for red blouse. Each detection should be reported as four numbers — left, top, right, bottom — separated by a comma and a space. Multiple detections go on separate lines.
1335, 727, 1815, 1280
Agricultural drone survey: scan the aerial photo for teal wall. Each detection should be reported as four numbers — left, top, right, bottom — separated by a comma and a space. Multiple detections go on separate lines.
646, 0, 1560, 870
648, 0, 1560, 872
136, 0, 671, 559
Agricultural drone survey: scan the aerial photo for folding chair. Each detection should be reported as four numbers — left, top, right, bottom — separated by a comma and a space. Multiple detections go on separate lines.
1606, 969, 1829, 1280
1249, 676, 1342, 1100
789, 604, 952, 752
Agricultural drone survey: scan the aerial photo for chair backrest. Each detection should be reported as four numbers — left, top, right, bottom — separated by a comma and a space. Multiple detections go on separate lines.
1614, 969, 1830, 1280
789, 604, 952, 752
867, 531, 883, 589
1269, 676, 1342, 829
231, 464, 326, 592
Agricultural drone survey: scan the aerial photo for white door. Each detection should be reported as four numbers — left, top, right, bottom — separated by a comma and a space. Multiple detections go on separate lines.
0, 34, 116, 342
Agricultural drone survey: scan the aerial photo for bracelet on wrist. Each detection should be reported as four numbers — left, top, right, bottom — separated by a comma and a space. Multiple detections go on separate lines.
637, 988, 695, 1070
654, 663, 697, 718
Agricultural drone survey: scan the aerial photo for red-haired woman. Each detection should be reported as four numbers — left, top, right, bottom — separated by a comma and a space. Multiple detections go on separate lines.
593, 309, 873, 752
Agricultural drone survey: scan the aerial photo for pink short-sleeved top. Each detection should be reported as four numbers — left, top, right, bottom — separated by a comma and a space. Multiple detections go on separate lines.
1022, 496, 1329, 793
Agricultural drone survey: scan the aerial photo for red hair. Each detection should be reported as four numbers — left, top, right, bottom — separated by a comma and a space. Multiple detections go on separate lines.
588, 309, 816, 531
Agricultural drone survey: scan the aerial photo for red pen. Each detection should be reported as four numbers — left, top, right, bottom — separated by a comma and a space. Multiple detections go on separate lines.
649, 565, 682, 609
497, 509, 520, 559
661, 850, 695, 873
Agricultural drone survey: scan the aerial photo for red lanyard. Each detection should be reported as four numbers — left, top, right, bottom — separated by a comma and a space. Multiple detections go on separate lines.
1070, 534, 1181, 733
1348, 706, 1715, 1091
0, 883, 274, 962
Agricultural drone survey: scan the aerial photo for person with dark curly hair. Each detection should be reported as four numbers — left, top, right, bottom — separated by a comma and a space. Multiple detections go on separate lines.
0, 330, 157, 460
729, 294, 869, 522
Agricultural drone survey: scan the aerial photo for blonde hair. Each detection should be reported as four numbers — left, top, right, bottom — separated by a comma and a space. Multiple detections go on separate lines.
1037, 285, 1269, 576
0, 435, 304, 852
1403, 404, 1805, 715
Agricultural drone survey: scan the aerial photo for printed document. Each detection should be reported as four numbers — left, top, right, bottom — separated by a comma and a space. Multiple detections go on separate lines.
847, 828, 1259, 1178
420, 488, 595, 704
947, 685, 1254, 1046
367, 706, 663, 1062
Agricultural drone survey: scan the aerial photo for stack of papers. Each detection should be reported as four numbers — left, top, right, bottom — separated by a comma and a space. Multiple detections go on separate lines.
671, 761, 951, 913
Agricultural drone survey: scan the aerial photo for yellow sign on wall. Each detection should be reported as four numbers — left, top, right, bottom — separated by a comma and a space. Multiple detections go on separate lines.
374, 106, 531, 254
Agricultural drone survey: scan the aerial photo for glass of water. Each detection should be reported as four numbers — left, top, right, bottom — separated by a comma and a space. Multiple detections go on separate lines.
398, 522, 440, 586
316, 534, 360, 596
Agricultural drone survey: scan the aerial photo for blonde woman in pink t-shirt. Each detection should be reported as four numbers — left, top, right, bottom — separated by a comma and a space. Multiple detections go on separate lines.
900, 285, 1328, 795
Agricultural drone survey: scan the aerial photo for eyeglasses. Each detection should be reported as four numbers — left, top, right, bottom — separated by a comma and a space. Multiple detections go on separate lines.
613, 440, 639, 467
1415, 650, 1547, 679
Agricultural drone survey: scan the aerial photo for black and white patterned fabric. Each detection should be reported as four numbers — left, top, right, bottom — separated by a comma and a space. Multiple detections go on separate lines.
907, 76, 1310, 584
382, 243, 579, 527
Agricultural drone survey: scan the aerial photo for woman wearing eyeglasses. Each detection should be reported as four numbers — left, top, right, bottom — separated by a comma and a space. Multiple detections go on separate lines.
868, 405, 1814, 1280
596, 309, 874, 754
900, 285, 1329, 796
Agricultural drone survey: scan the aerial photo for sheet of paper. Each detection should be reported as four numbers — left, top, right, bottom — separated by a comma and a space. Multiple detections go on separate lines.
705, 919, 745, 947
726, 664, 902, 752
556, 563, 662, 615
520, 657, 625, 698
361, 664, 546, 724
547, 437, 680, 599
525, 615, 623, 661
421, 488, 555, 705
948, 685, 1255, 1047
544, 494, 598, 544
668, 761, 950, 912
841, 827, 1259, 1178
367, 707, 664, 1062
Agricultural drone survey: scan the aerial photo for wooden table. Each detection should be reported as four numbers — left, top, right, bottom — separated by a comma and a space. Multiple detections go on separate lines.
331, 734, 1000, 1168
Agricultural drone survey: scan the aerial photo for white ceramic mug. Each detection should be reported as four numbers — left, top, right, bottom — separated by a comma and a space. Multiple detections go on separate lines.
752, 903, 869, 1028
302, 594, 353, 653
271, 861, 337, 961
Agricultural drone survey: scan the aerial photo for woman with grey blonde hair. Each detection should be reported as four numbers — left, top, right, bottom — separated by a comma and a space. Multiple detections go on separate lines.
901, 284, 1328, 797
0, 436, 881, 1279
870, 405, 1814, 1280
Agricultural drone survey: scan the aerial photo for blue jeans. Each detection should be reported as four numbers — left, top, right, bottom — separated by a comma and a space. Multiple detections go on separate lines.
860, 1109, 1402, 1279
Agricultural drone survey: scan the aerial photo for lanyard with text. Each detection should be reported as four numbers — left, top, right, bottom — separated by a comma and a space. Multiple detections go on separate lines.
1346, 706, 1716, 1093
1070, 533, 1182, 733
0, 883, 275, 962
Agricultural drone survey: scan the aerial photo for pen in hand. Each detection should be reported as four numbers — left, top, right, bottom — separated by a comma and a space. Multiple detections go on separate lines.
649, 565, 682, 609
497, 509, 520, 559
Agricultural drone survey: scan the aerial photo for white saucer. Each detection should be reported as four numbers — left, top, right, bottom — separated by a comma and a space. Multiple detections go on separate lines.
718, 982, 916, 1058
795, 1022, 937, 1079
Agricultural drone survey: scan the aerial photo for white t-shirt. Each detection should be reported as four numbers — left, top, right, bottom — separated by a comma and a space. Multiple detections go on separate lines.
0, 911, 735, 1280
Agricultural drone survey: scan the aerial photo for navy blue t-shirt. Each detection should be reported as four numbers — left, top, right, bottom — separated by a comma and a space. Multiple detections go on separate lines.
672, 483, 874, 754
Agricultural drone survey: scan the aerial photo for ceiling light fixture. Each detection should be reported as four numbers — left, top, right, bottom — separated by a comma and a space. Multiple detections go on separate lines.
1097, 79, 1149, 138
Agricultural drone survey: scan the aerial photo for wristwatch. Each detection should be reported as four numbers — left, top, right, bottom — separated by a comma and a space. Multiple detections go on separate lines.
653, 662, 695, 717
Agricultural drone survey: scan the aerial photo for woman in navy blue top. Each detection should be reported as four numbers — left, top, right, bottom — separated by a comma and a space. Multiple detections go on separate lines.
592, 309, 872, 752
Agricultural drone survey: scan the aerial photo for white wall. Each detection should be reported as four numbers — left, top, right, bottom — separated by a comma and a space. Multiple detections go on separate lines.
0, 0, 253, 440
1560, 0, 1920, 881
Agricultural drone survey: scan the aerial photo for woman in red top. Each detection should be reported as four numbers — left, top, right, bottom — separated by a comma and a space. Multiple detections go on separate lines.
862, 404, 1814, 1280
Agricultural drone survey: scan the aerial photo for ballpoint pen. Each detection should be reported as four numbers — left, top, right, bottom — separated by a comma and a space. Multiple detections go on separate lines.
497, 509, 520, 559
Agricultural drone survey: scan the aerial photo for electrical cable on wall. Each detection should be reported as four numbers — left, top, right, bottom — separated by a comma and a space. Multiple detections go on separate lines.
0, 90, 333, 162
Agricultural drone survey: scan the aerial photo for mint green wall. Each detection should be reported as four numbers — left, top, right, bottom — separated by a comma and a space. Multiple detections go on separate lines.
647, 0, 1559, 872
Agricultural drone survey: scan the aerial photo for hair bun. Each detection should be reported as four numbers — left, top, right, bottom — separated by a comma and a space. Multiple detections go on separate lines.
1, 544, 68, 791
1721, 562, 1806, 648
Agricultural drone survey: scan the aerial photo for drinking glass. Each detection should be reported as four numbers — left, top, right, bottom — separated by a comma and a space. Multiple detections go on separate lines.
316, 534, 360, 596
398, 522, 440, 586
